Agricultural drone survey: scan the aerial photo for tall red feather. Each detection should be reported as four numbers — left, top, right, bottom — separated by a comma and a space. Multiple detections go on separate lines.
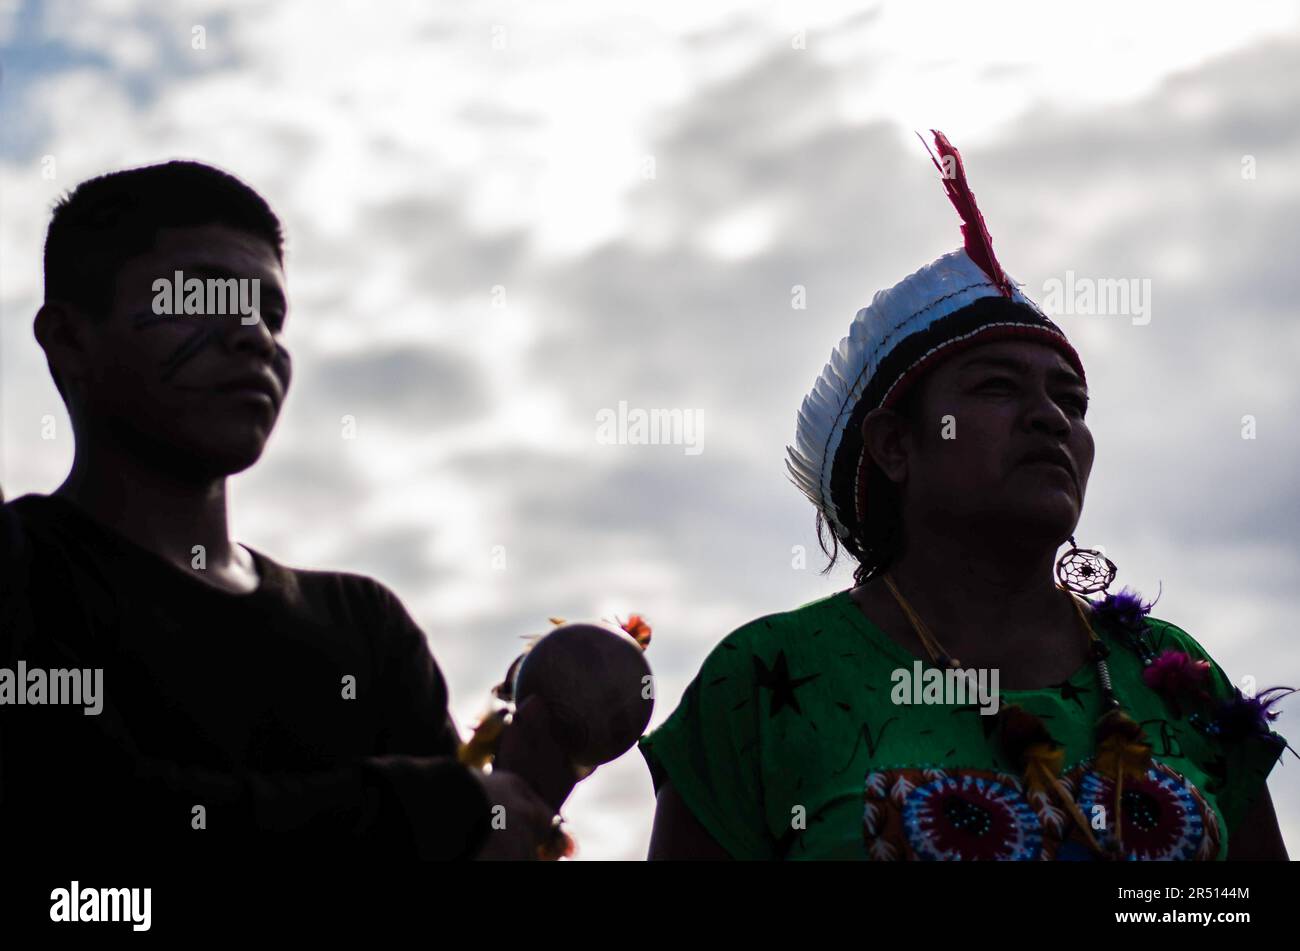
919, 129, 1014, 297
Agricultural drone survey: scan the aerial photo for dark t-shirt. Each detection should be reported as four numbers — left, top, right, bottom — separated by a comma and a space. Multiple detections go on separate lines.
0, 493, 490, 860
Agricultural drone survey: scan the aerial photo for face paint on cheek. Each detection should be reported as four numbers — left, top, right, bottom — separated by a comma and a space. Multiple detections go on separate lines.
159, 324, 220, 382
130, 310, 175, 331
130, 310, 218, 382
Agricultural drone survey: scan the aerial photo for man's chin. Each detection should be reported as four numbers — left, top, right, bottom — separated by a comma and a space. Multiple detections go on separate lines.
103, 417, 271, 480
204, 441, 270, 476
169, 432, 271, 479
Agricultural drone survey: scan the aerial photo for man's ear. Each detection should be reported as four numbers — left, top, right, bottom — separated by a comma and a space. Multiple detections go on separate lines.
861, 406, 909, 484
34, 301, 93, 398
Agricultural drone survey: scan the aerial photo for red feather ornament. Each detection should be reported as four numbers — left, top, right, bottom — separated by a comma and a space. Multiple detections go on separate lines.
919, 129, 1014, 298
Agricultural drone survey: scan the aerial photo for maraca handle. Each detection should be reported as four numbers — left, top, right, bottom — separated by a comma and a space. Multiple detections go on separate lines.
494, 696, 581, 812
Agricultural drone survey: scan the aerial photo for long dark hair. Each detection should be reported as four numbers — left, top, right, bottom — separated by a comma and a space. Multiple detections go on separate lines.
816, 384, 924, 587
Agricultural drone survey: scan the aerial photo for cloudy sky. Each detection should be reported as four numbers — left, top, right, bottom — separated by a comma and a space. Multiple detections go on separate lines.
2, 0, 1298, 859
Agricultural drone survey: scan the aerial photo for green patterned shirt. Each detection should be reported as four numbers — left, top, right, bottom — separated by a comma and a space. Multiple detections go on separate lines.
639, 590, 1287, 860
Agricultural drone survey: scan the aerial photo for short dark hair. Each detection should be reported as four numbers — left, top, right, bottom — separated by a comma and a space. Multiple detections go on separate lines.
43, 160, 283, 318
40, 160, 284, 401
818, 383, 924, 586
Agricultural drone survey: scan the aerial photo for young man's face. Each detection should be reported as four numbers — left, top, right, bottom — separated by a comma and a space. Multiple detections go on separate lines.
78, 223, 291, 478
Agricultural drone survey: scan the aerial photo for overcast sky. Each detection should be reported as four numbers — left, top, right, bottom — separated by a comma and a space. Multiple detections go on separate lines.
2, 0, 1298, 859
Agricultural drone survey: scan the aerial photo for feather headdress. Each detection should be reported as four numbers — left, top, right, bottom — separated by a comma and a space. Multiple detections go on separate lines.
786, 130, 1086, 544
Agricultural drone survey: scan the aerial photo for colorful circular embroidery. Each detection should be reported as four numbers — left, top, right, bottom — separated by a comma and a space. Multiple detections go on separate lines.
898, 772, 1042, 860
1070, 762, 1212, 860
863, 763, 1218, 861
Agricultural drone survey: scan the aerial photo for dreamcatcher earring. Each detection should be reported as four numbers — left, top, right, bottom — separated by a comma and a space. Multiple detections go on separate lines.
1054, 535, 1117, 595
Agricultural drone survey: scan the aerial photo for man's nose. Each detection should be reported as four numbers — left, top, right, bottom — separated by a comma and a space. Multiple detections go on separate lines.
222, 310, 277, 360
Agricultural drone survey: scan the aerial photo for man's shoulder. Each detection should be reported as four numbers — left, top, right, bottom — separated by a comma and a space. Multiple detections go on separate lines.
260, 552, 393, 596
249, 548, 417, 631
3, 493, 118, 560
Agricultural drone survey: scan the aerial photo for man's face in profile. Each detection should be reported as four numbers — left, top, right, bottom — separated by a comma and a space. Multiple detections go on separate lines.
80, 223, 291, 477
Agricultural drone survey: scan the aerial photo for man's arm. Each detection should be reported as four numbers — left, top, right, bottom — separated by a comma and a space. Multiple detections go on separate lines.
4, 680, 494, 859
365, 581, 579, 856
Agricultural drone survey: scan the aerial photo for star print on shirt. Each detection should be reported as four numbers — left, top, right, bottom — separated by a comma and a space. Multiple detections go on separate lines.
753, 650, 820, 718
1053, 680, 1090, 709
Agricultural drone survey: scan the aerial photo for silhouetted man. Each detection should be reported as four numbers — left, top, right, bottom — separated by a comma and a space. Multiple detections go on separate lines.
0, 161, 559, 860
